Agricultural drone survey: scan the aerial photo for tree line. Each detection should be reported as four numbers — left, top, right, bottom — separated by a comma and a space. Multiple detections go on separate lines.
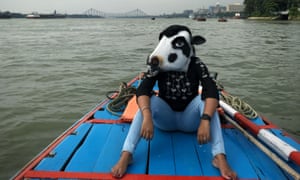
244, 0, 300, 17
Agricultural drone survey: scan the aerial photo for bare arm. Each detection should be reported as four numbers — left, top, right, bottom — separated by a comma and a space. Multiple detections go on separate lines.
197, 97, 218, 144
137, 95, 153, 140
203, 97, 218, 117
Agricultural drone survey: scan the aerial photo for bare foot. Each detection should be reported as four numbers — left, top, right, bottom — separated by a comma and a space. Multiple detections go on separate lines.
212, 154, 237, 180
111, 151, 133, 178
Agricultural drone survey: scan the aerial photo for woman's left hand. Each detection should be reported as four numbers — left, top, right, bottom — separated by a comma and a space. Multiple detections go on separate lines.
197, 120, 210, 144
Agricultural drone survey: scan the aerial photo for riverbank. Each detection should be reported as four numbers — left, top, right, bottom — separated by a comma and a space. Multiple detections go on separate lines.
248, 16, 300, 20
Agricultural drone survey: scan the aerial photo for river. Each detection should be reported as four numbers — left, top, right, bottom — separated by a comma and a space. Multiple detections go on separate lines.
0, 18, 299, 179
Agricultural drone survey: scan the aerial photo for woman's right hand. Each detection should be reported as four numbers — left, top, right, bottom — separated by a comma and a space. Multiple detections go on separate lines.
140, 116, 154, 140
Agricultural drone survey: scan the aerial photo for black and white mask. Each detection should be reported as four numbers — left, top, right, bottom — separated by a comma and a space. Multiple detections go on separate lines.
147, 25, 206, 77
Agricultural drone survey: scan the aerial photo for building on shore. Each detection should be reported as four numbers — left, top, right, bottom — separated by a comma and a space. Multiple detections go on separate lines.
209, 3, 227, 14
227, 3, 245, 12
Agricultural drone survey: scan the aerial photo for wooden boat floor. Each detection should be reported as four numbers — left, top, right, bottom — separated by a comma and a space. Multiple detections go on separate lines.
34, 121, 293, 179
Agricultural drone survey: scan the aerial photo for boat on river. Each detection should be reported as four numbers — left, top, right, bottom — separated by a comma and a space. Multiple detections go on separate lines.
12, 75, 300, 179
218, 18, 228, 22
26, 11, 66, 19
194, 17, 206, 21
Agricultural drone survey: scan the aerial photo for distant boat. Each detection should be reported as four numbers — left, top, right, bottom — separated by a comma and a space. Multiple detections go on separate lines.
272, 11, 289, 20
26, 12, 40, 19
218, 18, 227, 22
233, 13, 241, 19
194, 17, 206, 21
26, 10, 66, 19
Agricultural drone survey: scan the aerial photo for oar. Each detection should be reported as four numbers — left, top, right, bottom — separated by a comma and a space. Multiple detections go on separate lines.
222, 113, 300, 180
219, 100, 300, 167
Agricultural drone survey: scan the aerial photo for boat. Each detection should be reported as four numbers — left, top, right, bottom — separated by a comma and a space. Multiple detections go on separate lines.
26, 10, 66, 19
233, 13, 241, 19
12, 74, 300, 180
194, 17, 206, 21
196, 17, 206, 21
272, 11, 289, 20
218, 18, 227, 22
26, 12, 40, 19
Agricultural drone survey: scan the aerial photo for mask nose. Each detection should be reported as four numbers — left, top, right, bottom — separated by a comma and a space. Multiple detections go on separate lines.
146, 55, 161, 77
149, 56, 160, 66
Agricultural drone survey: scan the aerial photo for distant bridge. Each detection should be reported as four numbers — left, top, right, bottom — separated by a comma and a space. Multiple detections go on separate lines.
83, 8, 149, 18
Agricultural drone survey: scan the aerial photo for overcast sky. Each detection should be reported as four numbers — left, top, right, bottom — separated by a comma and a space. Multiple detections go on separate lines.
1, 0, 244, 15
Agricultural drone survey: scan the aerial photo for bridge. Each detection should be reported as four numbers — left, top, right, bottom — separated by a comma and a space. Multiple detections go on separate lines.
83, 8, 149, 18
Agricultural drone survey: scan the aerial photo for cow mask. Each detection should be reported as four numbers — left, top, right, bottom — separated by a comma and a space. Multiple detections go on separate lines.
147, 25, 206, 77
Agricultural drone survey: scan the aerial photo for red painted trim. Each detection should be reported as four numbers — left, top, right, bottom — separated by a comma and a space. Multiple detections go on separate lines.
221, 124, 235, 129
127, 75, 140, 86
24, 170, 226, 180
233, 114, 283, 134
217, 108, 242, 129
88, 118, 127, 124
217, 107, 224, 114
260, 115, 276, 127
290, 151, 300, 166
283, 132, 300, 144
234, 113, 261, 135
257, 125, 277, 129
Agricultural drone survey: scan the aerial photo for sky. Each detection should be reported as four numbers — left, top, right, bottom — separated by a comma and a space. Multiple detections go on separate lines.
1, 0, 244, 15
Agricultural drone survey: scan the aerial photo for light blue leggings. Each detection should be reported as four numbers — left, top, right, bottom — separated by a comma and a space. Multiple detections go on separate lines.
122, 95, 225, 157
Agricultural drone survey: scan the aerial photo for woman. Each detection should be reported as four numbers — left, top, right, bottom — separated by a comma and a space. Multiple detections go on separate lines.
112, 25, 237, 180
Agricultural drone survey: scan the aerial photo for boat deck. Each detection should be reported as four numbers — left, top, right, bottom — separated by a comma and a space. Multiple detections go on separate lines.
14, 78, 300, 180
31, 121, 298, 179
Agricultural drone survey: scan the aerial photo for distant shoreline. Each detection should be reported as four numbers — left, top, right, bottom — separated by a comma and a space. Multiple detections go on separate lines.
248, 16, 300, 21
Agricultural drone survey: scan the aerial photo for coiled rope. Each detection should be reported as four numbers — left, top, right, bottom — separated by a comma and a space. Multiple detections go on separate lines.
216, 81, 258, 119
106, 82, 136, 116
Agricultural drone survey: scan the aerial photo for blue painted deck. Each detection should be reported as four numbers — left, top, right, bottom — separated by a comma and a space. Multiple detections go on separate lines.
32, 122, 299, 179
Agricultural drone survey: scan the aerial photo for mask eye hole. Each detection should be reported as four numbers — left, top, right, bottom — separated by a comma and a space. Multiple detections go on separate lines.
175, 40, 184, 47
173, 37, 186, 48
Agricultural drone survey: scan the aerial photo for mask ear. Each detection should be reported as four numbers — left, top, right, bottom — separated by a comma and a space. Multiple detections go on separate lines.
191, 35, 206, 45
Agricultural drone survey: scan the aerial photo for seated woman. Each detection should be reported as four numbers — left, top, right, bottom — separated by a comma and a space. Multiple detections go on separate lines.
112, 25, 237, 180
